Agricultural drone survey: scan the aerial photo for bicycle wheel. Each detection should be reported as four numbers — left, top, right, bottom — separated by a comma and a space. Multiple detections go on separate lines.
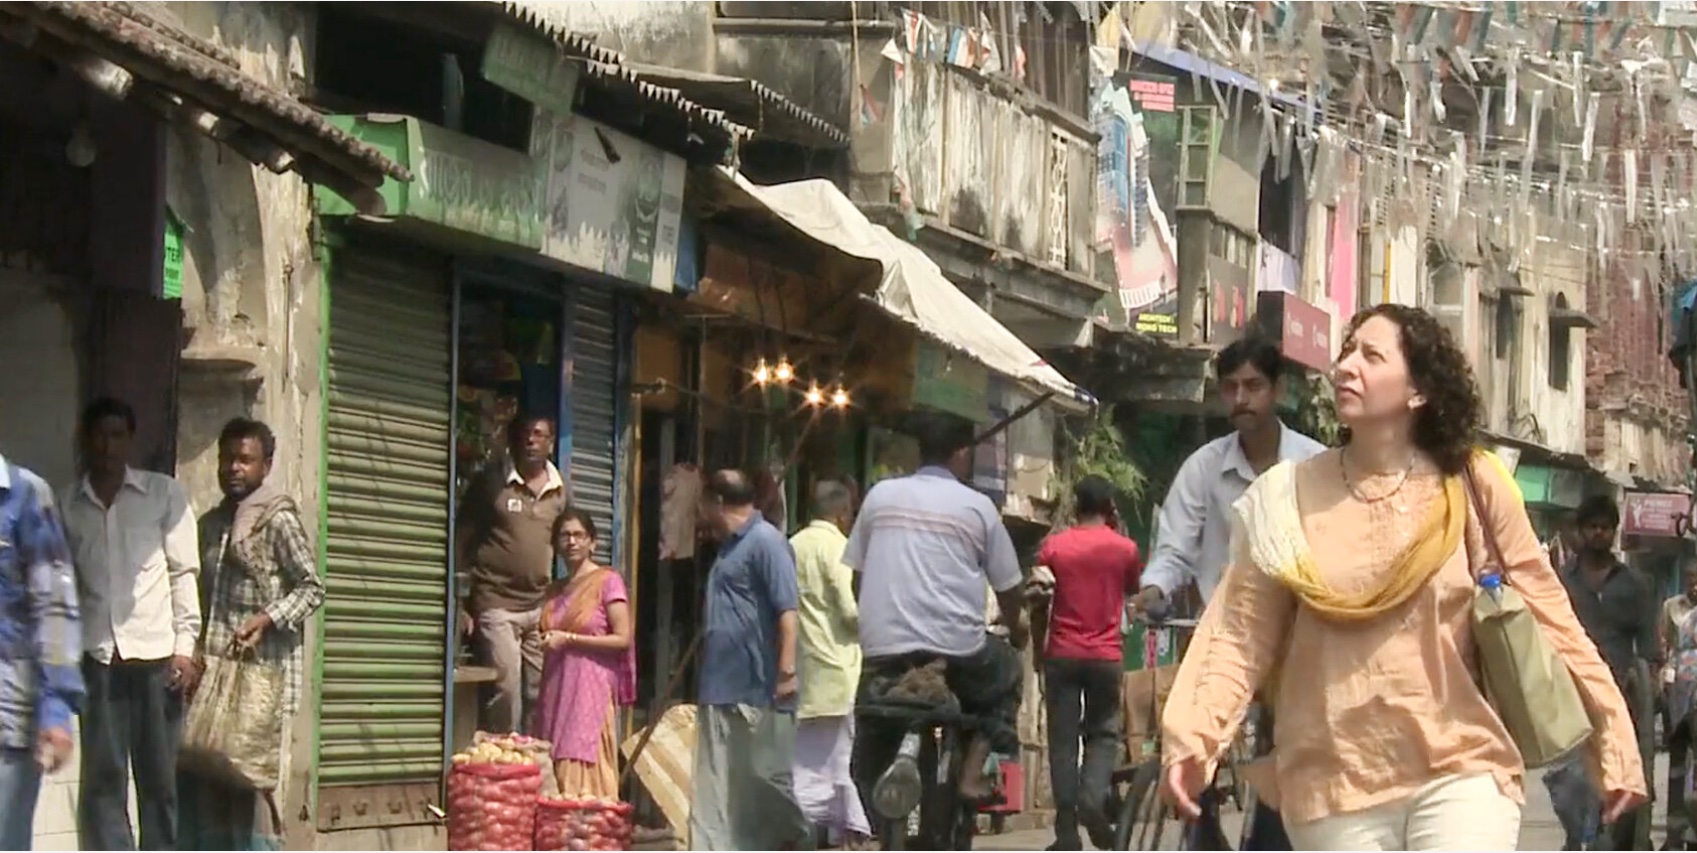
1112, 759, 1184, 850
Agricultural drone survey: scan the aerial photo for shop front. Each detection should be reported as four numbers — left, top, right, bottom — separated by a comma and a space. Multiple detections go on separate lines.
312, 109, 675, 839
626, 232, 879, 718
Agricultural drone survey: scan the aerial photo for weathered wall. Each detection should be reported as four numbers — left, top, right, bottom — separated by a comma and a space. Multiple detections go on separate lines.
1588, 248, 1691, 486
1505, 244, 1588, 456
160, 2, 330, 849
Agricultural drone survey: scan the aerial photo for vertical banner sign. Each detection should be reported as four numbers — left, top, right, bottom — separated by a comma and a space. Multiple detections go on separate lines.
1092, 70, 1182, 336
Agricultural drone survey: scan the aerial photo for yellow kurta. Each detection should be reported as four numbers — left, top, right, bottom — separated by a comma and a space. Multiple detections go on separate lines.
790, 520, 861, 719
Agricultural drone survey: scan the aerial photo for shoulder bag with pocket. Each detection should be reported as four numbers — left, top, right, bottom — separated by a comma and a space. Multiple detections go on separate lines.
1463, 467, 1594, 768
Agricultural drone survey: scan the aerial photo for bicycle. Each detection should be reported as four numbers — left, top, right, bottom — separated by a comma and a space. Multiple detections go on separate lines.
1108, 614, 1262, 851
859, 700, 990, 851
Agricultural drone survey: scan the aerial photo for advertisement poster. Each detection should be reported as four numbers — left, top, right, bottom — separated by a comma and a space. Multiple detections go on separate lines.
536, 112, 686, 291
1094, 71, 1181, 336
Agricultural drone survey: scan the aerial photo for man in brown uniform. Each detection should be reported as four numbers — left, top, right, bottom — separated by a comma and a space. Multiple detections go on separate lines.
458, 415, 567, 734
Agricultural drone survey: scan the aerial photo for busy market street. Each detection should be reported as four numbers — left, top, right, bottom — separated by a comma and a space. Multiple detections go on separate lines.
8, 0, 1697, 851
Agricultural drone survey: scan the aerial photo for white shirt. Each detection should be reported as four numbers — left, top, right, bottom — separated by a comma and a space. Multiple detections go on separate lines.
506, 459, 564, 497
1141, 423, 1326, 605
61, 468, 201, 663
844, 467, 1022, 658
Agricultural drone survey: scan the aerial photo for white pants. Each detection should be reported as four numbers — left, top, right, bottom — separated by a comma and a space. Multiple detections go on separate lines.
1284, 773, 1521, 851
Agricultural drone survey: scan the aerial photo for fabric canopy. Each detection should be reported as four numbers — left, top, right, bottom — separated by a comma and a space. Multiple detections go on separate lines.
728, 173, 1097, 412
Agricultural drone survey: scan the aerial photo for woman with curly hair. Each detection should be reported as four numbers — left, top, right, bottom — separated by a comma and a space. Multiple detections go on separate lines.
1157, 304, 1646, 849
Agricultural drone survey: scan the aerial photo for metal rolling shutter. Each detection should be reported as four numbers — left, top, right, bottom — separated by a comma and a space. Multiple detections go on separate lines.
318, 245, 452, 790
569, 284, 619, 565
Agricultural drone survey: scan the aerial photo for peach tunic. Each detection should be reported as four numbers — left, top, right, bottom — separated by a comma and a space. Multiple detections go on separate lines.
1160, 450, 1646, 825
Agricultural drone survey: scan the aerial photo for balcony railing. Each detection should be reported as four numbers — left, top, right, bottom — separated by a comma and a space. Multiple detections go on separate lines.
892, 59, 1095, 277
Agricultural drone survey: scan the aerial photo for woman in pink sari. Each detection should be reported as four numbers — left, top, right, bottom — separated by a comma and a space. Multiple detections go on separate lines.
535, 508, 635, 797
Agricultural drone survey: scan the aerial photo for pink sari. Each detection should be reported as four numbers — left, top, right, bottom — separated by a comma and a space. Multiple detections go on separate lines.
534, 568, 635, 764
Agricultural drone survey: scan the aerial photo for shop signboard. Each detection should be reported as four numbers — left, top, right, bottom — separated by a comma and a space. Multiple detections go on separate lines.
1255, 290, 1334, 372
320, 115, 543, 250
162, 210, 184, 300
481, 21, 580, 116
1623, 491, 1692, 538
1208, 259, 1252, 345
535, 113, 687, 292
911, 341, 989, 422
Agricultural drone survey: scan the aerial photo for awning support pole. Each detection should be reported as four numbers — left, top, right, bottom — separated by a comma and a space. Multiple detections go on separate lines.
975, 391, 1056, 446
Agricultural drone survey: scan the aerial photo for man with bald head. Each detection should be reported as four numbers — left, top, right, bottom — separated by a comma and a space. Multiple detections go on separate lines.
790, 478, 870, 847
688, 469, 811, 850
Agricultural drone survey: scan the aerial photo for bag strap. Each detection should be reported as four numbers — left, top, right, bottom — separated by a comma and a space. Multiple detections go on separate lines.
1461, 466, 1510, 583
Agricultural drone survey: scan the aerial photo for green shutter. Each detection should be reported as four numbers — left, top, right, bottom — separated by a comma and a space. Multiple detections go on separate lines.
569, 284, 619, 565
318, 244, 452, 788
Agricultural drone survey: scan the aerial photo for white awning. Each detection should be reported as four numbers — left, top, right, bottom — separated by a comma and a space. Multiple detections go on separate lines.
726, 173, 1096, 413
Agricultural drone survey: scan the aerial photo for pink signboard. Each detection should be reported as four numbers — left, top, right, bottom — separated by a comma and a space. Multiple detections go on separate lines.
1622, 491, 1693, 538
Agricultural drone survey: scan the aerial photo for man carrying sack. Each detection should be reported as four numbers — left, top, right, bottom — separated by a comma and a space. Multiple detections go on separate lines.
179, 418, 326, 850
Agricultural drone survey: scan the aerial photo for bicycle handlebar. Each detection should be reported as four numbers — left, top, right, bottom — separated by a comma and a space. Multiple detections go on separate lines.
1138, 600, 1199, 630
1149, 617, 1200, 629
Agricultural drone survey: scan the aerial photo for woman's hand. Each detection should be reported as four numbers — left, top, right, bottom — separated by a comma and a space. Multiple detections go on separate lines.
542, 630, 577, 651
1602, 787, 1648, 823
1160, 758, 1207, 819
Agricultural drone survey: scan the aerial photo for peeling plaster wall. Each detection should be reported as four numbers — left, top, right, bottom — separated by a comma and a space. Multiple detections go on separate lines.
160, 3, 327, 849
1588, 244, 1691, 486
1509, 244, 1588, 456
162, 1, 320, 536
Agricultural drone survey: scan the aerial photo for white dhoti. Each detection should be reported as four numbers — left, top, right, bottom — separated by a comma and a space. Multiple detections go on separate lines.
792, 714, 870, 839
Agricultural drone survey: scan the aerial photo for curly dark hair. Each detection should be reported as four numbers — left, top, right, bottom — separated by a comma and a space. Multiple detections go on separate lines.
1339, 303, 1482, 475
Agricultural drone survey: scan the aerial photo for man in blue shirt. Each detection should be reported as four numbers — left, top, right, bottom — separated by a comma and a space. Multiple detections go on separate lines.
688, 469, 812, 850
0, 451, 84, 850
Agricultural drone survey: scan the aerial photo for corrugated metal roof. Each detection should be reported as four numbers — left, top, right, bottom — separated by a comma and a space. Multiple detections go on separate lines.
625, 63, 849, 149
489, 2, 752, 155
4, 1, 409, 212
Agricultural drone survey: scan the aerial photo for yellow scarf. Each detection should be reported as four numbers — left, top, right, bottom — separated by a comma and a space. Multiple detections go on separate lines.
1276, 474, 1466, 621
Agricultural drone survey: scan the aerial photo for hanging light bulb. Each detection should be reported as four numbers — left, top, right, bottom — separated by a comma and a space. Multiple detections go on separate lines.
830, 386, 851, 408
753, 358, 771, 386
804, 383, 825, 407
774, 358, 795, 383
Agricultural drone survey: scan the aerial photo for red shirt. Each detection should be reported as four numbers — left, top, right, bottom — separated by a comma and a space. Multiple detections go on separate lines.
1039, 525, 1143, 661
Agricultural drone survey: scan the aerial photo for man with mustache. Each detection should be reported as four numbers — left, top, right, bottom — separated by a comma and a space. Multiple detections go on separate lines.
458, 415, 568, 734
179, 417, 325, 848
1131, 337, 1324, 850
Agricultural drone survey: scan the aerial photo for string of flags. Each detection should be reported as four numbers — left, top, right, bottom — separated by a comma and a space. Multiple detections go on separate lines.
861, 1, 1697, 275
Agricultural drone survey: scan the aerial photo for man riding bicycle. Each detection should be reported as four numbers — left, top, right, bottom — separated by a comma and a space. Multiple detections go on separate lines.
1130, 339, 1325, 850
845, 414, 1029, 821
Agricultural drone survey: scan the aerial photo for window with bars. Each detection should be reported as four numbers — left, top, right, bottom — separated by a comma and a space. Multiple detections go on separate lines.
1178, 106, 1218, 209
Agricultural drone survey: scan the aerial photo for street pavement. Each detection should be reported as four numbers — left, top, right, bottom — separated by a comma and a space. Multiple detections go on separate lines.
976, 756, 1673, 850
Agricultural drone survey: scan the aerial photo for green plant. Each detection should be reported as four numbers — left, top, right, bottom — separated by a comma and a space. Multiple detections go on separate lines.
1050, 405, 1148, 530
1291, 374, 1343, 446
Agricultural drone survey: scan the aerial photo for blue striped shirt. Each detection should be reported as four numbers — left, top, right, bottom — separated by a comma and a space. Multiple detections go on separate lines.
0, 454, 84, 746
